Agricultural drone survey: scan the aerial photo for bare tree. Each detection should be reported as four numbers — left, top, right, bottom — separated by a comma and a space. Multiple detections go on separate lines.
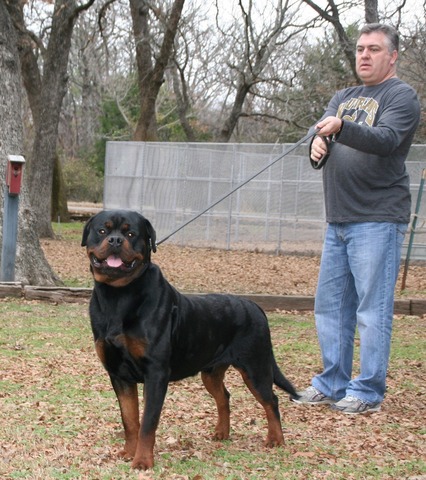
6, 0, 95, 237
33, 0, 421, 154
64, 15, 104, 156
302, 0, 360, 81
0, 0, 59, 285
162, 2, 224, 141
210, 0, 312, 142
399, 16, 426, 142
129, 0, 186, 141
68, 0, 138, 147
170, 63, 196, 141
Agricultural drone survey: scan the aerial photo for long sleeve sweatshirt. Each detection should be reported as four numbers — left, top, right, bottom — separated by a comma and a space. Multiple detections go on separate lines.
311, 77, 421, 224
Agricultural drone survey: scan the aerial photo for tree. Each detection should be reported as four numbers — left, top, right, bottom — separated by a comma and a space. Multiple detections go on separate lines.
213, 1, 300, 141
162, 0, 319, 143
0, 0, 59, 285
302, 0, 360, 81
43, 0, 422, 154
280, 27, 358, 136
6, 0, 95, 237
399, 16, 426, 142
130, 0, 186, 141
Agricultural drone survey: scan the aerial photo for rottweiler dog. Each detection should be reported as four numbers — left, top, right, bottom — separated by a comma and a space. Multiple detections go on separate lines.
82, 210, 298, 470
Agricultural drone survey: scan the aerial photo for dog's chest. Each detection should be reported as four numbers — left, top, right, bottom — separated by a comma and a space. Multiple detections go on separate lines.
95, 333, 148, 382
92, 303, 151, 381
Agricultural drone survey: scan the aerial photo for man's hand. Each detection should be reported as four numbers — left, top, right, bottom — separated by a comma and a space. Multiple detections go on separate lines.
310, 136, 329, 163
315, 116, 343, 137
310, 116, 343, 163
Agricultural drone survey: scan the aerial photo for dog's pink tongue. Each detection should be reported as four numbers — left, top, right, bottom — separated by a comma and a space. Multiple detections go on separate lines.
106, 255, 123, 268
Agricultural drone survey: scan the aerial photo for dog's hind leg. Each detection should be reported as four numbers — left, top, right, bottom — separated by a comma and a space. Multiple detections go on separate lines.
237, 368, 284, 447
201, 365, 231, 440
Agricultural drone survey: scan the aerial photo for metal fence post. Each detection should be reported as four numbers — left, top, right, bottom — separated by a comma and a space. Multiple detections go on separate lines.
401, 168, 426, 291
1, 155, 25, 282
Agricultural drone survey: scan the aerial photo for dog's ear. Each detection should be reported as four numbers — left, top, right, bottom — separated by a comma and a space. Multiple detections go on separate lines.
81, 216, 94, 247
143, 217, 157, 254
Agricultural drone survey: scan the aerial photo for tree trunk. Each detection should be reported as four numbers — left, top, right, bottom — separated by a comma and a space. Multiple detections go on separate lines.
52, 154, 71, 223
130, 0, 186, 141
6, 0, 95, 238
0, 0, 60, 286
171, 64, 196, 142
364, 0, 379, 23
217, 81, 251, 143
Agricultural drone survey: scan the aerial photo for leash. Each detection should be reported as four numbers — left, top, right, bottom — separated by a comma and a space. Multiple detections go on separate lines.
156, 130, 317, 246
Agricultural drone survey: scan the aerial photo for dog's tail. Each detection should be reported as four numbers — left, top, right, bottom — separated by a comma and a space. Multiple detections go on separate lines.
272, 358, 300, 400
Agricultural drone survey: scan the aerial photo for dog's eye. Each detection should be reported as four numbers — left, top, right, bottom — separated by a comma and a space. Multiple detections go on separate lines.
126, 232, 135, 238
98, 228, 106, 235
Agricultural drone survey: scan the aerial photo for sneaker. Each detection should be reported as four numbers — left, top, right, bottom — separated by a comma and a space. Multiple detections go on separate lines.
291, 386, 334, 405
330, 395, 381, 415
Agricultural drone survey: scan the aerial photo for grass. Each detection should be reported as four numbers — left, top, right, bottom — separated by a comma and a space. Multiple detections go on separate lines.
0, 299, 425, 479
52, 221, 84, 242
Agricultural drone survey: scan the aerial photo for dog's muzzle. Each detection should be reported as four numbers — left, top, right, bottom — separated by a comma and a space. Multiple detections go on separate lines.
90, 254, 139, 272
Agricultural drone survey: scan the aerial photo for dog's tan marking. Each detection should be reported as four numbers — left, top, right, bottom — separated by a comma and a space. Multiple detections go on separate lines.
201, 366, 231, 440
237, 368, 284, 447
115, 334, 147, 359
115, 383, 140, 459
95, 339, 106, 365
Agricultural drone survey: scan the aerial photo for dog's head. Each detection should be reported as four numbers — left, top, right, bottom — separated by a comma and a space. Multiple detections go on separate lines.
81, 210, 156, 287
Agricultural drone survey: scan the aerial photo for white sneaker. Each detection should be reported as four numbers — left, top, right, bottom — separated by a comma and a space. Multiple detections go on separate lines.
291, 386, 334, 405
331, 395, 381, 414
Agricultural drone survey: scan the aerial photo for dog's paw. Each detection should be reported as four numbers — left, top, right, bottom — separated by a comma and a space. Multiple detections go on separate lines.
264, 436, 284, 448
212, 430, 230, 441
117, 449, 133, 461
131, 456, 154, 470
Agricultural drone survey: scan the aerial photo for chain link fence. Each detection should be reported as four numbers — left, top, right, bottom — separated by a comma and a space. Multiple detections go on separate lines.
104, 142, 426, 259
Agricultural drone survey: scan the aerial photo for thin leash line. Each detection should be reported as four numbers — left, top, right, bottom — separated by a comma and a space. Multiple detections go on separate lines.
156, 131, 316, 246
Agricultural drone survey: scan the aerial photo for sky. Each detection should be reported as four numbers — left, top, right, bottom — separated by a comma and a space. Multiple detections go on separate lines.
203, 0, 424, 30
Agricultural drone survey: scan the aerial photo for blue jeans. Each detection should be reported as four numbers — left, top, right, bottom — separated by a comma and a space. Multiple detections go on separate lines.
312, 222, 407, 404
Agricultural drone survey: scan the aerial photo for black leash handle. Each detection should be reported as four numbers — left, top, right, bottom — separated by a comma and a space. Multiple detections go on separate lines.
156, 130, 317, 246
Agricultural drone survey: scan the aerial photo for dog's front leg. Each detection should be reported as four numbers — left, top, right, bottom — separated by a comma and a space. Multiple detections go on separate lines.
110, 376, 140, 460
131, 373, 169, 470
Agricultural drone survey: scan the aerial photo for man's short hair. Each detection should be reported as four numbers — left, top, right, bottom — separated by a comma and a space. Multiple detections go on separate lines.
359, 23, 399, 53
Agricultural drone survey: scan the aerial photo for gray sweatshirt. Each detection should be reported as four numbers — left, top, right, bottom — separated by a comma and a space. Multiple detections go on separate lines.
311, 77, 420, 224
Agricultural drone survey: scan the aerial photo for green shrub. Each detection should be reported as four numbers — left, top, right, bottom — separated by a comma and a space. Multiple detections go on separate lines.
63, 157, 103, 202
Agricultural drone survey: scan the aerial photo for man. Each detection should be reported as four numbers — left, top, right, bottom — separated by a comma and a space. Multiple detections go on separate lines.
293, 23, 420, 414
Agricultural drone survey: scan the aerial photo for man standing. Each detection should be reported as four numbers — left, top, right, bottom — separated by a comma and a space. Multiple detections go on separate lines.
293, 24, 420, 414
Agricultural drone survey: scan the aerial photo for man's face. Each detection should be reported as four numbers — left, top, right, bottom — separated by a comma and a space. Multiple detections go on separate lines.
356, 31, 398, 86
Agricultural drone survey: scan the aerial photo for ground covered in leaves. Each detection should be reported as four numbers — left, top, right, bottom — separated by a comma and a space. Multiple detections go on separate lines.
0, 224, 419, 479
0, 301, 424, 479
41, 233, 426, 298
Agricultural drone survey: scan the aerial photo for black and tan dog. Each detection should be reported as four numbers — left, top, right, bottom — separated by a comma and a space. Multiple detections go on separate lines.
82, 210, 298, 470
